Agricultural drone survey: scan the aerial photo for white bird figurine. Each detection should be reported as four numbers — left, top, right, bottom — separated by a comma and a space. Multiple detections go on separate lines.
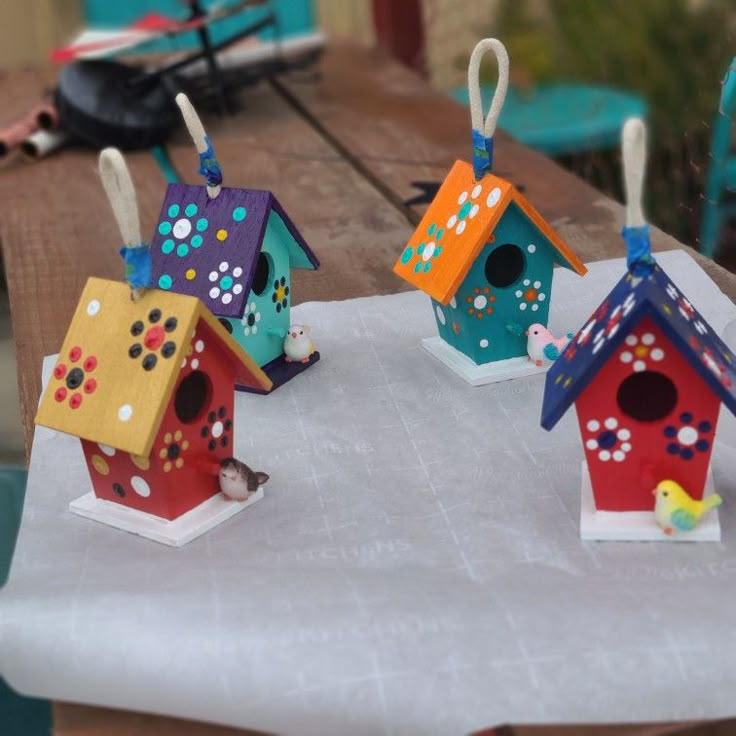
218, 457, 269, 502
526, 323, 572, 367
284, 324, 316, 363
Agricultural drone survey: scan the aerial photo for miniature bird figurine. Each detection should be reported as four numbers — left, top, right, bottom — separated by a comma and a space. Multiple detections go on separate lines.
653, 479, 722, 535
525, 323, 572, 367
284, 324, 316, 363
219, 457, 269, 502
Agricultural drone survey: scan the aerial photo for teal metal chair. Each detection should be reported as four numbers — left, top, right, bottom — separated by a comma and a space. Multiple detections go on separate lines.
451, 83, 647, 157
0, 467, 52, 736
700, 57, 736, 260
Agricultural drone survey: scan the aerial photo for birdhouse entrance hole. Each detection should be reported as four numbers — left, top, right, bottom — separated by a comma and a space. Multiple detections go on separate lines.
175, 370, 213, 424
616, 370, 678, 423
485, 244, 525, 288
251, 252, 272, 296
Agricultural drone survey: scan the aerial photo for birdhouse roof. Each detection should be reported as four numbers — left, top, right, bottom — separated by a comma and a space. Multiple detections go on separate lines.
35, 277, 271, 457
541, 262, 736, 430
150, 184, 319, 319
392, 160, 586, 304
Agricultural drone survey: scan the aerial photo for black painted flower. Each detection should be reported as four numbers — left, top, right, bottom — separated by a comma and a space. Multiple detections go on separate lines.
664, 412, 711, 461
129, 309, 178, 371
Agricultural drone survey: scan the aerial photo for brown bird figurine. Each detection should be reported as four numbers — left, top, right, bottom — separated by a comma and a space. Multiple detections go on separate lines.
218, 457, 269, 502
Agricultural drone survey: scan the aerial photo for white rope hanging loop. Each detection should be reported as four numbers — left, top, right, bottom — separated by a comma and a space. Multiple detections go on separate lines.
468, 38, 510, 139
99, 147, 141, 248
175, 92, 222, 199
622, 117, 647, 228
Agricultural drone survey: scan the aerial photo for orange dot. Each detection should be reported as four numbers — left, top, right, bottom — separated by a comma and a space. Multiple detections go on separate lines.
91, 455, 109, 475
468, 308, 474, 315
217, 229, 228, 241
185, 268, 196, 281
163, 461, 172, 473
635, 346, 648, 358
466, 297, 473, 303
524, 288, 538, 302
476, 313, 483, 320
483, 287, 490, 293
489, 295, 496, 302
486, 308, 493, 315
159, 448, 167, 460
474, 288, 480, 294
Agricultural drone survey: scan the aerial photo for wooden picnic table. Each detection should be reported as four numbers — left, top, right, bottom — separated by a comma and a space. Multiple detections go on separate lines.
0, 43, 729, 736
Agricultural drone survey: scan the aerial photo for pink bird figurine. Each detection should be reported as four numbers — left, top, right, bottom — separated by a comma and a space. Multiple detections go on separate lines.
526, 323, 572, 367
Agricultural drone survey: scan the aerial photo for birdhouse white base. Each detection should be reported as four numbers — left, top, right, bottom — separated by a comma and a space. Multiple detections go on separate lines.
69, 489, 264, 547
579, 462, 720, 542
422, 337, 548, 385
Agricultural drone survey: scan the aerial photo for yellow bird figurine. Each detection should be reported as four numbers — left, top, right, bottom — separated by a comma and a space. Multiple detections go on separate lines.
653, 479, 722, 536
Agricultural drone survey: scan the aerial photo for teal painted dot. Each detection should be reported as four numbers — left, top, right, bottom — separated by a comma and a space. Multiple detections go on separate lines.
158, 274, 172, 290
435, 246, 443, 257
427, 223, 436, 236
458, 201, 472, 220
414, 262, 422, 274
423, 262, 432, 273
158, 221, 172, 235
196, 218, 208, 232
220, 275, 233, 290
176, 243, 189, 257
167, 204, 180, 218
191, 234, 203, 248
417, 242, 425, 255
436, 228, 444, 240
232, 206, 246, 222
185, 203, 198, 217
161, 239, 174, 254
401, 247, 413, 264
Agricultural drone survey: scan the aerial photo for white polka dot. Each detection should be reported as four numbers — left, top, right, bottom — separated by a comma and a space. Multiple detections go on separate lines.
98, 443, 116, 457
458, 191, 468, 205
586, 439, 598, 450
620, 351, 633, 363
436, 306, 446, 325
621, 442, 632, 452
208, 271, 218, 282
633, 360, 646, 372
479, 338, 489, 348
450, 297, 457, 309
625, 335, 638, 346
531, 304, 539, 311
447, 215, 457, 229
173, 218, 191, 238
537, 293, 546, 302
469, 204, 479, 218
523, 279, 531, 286
527, 244, 536, 253
422, 242, 436, 261
486, 187, 501, 207
533, 281, 542, 289
118, 404, 133, 422
233, 284, 243, 295
599, 450, 611, 462
181, 358, 187, 368
252, 326, 258, 334
613, 451, 625, 462
190, 358, 199, 370
222, 293, 233, 305
456, 220, 466, 235
86, 299, 100, 316
471, 184, 482, 199
131, 476, 150, 498
678, 426, 698, 446
651, 348, 664, 361
515, 290, 523, 298
587, 420, 600, 432
209, 287, 220, 299
617, 429, 631, 440
605, 417, 618, 429
642, 333, 655, 345
255, 313, 261, 323
233, 267, 243, 278
519, 303, 527, 311
195, 340, 204, 353
243, 328, 250, 336
212, 421, 224, 438
473, 295, 487, 310
219, 261, 229, 272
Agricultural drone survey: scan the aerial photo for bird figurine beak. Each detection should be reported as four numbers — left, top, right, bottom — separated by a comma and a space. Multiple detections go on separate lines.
524, 329, 529, 336
651, 487, 658, 496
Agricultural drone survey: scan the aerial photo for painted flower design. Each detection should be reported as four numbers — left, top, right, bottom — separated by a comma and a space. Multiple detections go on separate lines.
53, 346, 98, 409
158, 430, 190, 472
400, 223, 445, 275
576, 300, 610, 348
702, 346, 733, 388
272, 276, 289, 313
592, 293, 636, 354
158, 202, 209, 258
445, 183, 501, 237
515, 279, 546, 312
200, 405, 233, 451
129, 308, 178, 371
466, 286, 496, 319
208, 261, 244, 306
585, 417, 632, 463
618, 331, 665, 372
664, 412, 712, 460
242, 302, 261, 336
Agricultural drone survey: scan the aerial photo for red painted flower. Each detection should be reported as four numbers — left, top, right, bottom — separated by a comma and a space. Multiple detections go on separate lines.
53, 346, 98, 409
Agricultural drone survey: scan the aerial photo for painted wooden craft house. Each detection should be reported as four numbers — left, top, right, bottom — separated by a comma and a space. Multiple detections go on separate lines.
35, 277, 271, 522
393, 160, 587, 365
541, 262, 736, 514
150, 185, 320, 392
